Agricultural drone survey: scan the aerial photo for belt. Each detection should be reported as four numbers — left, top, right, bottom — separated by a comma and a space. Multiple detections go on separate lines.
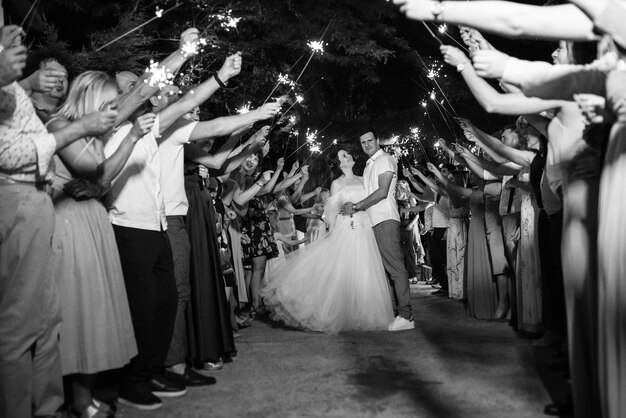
278, 217, 292, 220
0, 176, 52, 194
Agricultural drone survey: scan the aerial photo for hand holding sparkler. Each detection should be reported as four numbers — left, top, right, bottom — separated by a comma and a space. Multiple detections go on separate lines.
21, 67, 67, 93
254, 102, 282, 121
276, 157, 286, 172
130, 113, 156, 140
262, 140, 271, 157
216, 52, 243, 84
0, 26, 25, 50
440, 45, 470, 67
471, 49, 511, 79
249, 126, 271, 150
426, 162, 439, 174
79, 108, 118, 136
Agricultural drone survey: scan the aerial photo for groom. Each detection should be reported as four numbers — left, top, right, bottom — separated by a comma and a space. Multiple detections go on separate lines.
341, 131, 414, 331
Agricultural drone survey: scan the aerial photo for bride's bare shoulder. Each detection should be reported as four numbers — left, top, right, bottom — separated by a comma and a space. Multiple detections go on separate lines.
330, 177, 345, 195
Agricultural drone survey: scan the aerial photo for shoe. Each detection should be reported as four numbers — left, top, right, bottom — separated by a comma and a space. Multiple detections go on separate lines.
432, 288, 448, 296
409, 277, 418, 284
164, 367, 216, 387
425, 278, 438, 286
493, 304, 509, 319
118, 383, 162, 411
236, 315, 253, 328
388, 315, 415, 331
532, 331, 563, 348
203, 359, 224, 371
149, 375, 187, 398
544, 399, 573, 416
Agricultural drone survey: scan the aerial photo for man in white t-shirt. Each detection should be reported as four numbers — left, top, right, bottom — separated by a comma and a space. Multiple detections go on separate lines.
341, 131, 414, 331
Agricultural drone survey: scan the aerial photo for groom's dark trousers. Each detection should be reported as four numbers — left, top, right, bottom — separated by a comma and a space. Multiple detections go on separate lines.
373, 220, 412, 320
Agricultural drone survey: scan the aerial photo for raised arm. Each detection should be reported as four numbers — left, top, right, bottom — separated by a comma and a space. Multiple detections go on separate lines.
258, 158, 284, 195
457, 144, 520, 177
441, 45, 565, 115
412, 167, 444, 195
426, 162, 472, 198
49, 114, 154, 189
461, 121, 534, 167
158, 52, 242, 131
276, 194, 316, 215
187, 103, 280, 141
232, 171, 271, 206
393, 1, 596, 41
115, 28, 198, 125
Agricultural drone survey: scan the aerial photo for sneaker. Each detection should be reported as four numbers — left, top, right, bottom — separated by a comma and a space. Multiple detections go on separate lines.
164, 367, 216, 387
149, 375, 187, 398
388, 315, 415, 331
118, 383, 163, 411
409, 277, 418, 284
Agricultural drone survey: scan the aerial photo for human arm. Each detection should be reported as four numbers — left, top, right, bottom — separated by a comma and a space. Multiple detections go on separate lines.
402, 167, 426, 194
274, 233, 307, 246
186, 102, 280, 141
471, 49, 607, 100
232, 171, 272, 206
50, 113, 155, 189
19, 67, 66, 96
441, 45, 566, 115
456, 144, 519, 177
0, 26, 26, 87
412, 167, 444, 195
114, 28, 199, 126
392, 1, 596, 41
570, 0, 626, 50
299, 188, 322, 205
158, 52, 242, 131
258, 158, 284, 195
426, 162, 472, 198
277, 194, 317, 216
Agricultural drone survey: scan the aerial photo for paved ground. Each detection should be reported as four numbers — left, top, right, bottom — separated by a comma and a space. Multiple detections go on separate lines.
112, 283, 570, 417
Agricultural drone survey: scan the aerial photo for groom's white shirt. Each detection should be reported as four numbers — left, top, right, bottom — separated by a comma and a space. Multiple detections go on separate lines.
363, 149, 400, 226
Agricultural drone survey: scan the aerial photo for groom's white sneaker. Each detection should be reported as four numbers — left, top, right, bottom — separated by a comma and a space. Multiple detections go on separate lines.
388, 315, 415, 331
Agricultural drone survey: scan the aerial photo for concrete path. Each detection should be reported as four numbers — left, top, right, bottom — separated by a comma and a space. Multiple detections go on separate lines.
121, 283, 560, 417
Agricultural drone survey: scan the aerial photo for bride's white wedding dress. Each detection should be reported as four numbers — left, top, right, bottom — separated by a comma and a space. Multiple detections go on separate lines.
260, 183, 394, 334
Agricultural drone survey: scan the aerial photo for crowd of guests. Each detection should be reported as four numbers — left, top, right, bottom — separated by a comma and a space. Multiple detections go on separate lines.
2, 0, 626, 417
390, 0, 626, 417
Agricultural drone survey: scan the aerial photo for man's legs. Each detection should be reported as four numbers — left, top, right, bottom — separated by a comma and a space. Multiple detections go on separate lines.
373, 220, 412, 320
113, 226, 177, 388
0, 185, 63, 418
164, 216, 191, 369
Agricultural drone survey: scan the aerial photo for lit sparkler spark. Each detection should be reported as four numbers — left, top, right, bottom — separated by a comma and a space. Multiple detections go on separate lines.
307, 40, 326, 54
332, 139, 338, 145
438, 24, 447, 34
421, 101, 427, 108
181, 38, 208, 57
155, 6, 163, 18
236, 102, 251, 114
289, 116, 297, 124
309, 144, 321, 153
389, 134, 400, 144
306, 129, 318, 143
296, 95, 304, 103
278, 73, 295, 87
213, 10, 241, 31
430, 92, 436, 100
410, 127, 420, 136
144, 60, 174, 88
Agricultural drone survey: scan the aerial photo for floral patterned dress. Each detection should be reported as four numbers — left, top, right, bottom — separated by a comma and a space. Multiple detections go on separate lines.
241, 196, 279, 265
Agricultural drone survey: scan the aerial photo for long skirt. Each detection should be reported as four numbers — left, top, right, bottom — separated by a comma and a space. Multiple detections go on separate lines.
184, 175, 235, 364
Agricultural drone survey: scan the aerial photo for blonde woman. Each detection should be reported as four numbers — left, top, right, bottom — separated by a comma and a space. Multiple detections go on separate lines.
47, 71, 155, 417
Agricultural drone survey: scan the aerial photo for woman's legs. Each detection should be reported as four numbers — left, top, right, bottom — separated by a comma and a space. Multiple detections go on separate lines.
250, 255, 268, 310
494, 274, 510, 318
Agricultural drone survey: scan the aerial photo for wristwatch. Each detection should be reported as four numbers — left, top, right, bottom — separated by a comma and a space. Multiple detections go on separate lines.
351, 204, 358, 212
456, 60, 470, 73
431, 1, 445, 22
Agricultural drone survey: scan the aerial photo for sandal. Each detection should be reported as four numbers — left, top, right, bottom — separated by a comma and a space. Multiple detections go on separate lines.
71, 399, 115, 418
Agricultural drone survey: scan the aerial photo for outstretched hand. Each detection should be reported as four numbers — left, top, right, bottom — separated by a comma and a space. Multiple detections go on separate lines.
218, 52, 242, 82
472, 49, 511, 79
440, 45, 469, 67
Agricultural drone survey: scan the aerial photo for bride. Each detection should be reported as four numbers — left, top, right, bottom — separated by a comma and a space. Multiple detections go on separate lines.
260, 149, 394, 334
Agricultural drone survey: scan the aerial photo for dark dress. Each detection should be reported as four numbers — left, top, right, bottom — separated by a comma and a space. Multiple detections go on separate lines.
184, 169, 236, 365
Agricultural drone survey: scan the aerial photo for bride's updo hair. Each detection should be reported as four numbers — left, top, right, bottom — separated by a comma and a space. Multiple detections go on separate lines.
328, 149, 345, 179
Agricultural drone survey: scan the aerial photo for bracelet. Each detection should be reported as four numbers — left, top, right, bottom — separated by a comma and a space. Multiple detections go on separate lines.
256, 182, 265, 187
213, 72, 228, 88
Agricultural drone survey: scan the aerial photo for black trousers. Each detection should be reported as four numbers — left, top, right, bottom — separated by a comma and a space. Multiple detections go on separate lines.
113, 225, 178, 385
538, 210, 566, 335
428, 228, 448, 290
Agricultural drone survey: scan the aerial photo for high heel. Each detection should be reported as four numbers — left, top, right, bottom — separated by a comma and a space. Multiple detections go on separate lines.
493, 305, 509, 320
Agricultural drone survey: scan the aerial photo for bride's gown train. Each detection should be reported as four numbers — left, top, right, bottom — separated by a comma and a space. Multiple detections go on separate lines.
260, 184, 394, 334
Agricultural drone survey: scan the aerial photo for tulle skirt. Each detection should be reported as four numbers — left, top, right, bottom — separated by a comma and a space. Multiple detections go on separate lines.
260, 212, 394, 334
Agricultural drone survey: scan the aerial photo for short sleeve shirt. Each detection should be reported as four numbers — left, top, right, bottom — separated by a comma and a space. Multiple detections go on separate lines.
362, 149, 400, 226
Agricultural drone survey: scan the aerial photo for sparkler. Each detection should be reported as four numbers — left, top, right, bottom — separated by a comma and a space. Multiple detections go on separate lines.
20, 0, 41, 29
96, 2, 182, 52
212, 9, 242, 31
236, 102, 251, 114
263, 73, 295, 105
294, 19, 333, 84
421, 22, 443, 46
143, 60, 175, 88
